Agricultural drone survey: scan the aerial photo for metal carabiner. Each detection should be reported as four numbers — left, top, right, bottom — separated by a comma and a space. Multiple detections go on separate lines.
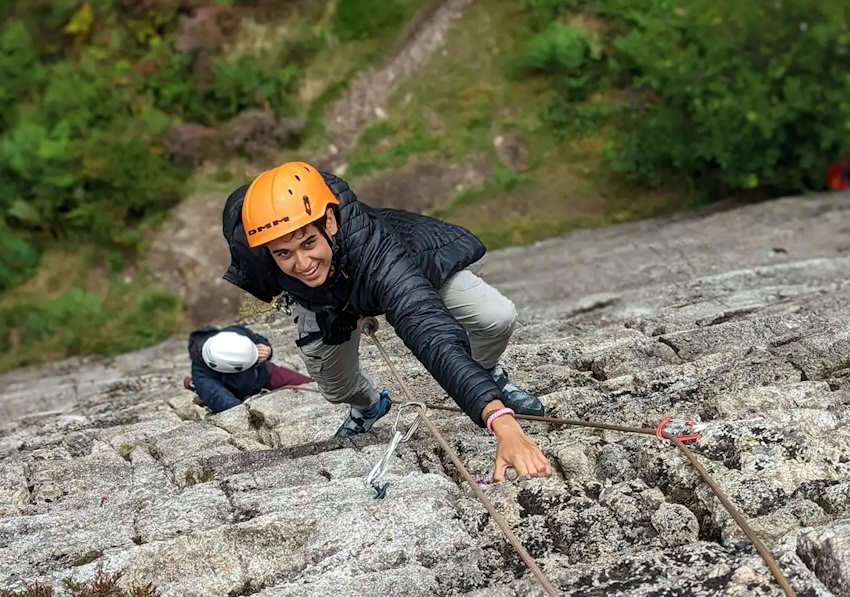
364, 401, 426, 499
392, 401, 426, 442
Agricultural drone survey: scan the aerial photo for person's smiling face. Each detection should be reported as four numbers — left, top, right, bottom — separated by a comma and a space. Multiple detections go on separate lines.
265, 207, 338, 287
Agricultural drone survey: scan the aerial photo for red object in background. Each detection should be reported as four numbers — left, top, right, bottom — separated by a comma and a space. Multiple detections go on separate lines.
827, 157, 850, 190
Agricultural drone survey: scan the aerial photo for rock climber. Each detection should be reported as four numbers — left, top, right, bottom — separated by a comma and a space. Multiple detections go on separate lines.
184, 324, 312, 413
221, 161, 551, 481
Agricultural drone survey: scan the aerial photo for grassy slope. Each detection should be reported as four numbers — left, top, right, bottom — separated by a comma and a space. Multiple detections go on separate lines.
344, 0, 698, 250
0, 244, 186, 372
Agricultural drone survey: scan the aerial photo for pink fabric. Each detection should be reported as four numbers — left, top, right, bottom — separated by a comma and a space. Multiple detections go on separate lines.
266, 363, 313, 390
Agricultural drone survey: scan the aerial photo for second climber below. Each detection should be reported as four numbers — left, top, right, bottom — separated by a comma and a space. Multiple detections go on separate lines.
222, 161, 551, 481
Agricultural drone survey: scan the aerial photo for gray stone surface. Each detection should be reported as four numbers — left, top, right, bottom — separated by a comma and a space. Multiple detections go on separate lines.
2, 191, 850, 595
796, 522, 850, 597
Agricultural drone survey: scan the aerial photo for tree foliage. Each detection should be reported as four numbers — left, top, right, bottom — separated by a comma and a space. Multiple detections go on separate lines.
518, 0, 850, 196
0, 2, 314, 288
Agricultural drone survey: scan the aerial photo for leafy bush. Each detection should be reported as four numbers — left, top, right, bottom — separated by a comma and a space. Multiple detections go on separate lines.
0, 223, 40, 290
0, 0, 80, 42
202, 56, 301, 121
605, 0, 850, 194
517, 0, 850, 196
511, 23, 597, 100
516, 24, 590, 75
0, 20, 187, 247
0, 22, 44, 130
0, 2, 319, 257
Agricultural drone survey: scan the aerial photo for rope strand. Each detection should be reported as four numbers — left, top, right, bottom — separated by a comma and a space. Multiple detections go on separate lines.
272, 328, 795, 596
357, 324, 795, 597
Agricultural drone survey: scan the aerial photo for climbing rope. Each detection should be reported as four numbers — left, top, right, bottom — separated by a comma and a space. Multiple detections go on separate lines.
358, 317, 560, 597
355, 318, 797, 597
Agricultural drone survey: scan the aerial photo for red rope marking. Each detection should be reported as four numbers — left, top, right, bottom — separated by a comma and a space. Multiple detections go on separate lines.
656, 416, 700, 443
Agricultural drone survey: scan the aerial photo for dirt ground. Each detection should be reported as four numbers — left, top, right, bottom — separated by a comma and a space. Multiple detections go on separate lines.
146, 193, 245, 327
354, 159, 489, 211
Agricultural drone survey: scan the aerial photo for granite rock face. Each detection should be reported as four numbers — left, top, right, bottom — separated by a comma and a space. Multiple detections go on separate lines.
2, 192, 850, 595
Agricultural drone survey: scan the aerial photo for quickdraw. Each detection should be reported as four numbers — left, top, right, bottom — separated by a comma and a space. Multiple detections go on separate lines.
364, 401, 425, 499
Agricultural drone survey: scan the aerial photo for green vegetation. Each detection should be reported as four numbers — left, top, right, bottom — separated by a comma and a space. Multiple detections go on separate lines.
346, 1, 671, 248
0, 0, 428, 371
348, 2, 536, 182
118, 443, 135, 461
0, 245, 186, 371
525, 0, 850, 195
345, 0, 850, 248
3, 0, 849, 368
0, 0, 429, 253
333, 0, 425, 41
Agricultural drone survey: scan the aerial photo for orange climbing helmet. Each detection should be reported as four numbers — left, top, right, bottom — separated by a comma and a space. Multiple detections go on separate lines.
241, 161, 339, 248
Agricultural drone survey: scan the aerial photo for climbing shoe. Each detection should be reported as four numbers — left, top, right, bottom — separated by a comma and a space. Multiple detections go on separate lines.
334, 389, 392, 438
490, 366, 545, 417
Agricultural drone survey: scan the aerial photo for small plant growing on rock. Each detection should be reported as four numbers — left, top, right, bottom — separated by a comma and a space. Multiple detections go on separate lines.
2, 565, 160, 596
0, 581, 53, 596
184, 466, 215, 487
62, 564, 160, 597
117, 444, 135, 461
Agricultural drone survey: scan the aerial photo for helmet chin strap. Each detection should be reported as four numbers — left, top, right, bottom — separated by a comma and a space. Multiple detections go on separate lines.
316, 224, 340, 278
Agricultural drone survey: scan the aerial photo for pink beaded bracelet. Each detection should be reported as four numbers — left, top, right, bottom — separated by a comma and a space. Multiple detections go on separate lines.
486, 407, 515, 432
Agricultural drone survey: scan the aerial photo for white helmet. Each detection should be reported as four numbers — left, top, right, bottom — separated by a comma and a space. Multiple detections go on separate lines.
201, 331, 258, 373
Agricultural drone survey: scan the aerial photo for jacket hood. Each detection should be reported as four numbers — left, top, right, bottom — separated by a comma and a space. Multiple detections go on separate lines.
188, 326, 219, 364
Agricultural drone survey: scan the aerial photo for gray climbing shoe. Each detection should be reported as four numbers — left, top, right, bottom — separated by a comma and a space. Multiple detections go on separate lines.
490, 366, 545, 417
335, 389, 392, 438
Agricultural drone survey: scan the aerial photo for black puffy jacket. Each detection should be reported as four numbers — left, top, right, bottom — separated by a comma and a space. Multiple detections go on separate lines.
222, 172, 502, 425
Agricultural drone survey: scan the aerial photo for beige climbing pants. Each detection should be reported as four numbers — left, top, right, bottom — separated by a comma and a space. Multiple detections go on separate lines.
293, 266, 517, 409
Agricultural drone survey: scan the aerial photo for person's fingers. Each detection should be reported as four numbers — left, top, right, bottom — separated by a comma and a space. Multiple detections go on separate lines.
512, 456, 532, 479
493, 457, 508, 483
533, 451, 551, 477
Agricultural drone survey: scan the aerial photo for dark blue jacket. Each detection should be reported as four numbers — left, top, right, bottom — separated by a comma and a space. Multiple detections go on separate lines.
188, 325, 272, 413
222, 172, 503, 426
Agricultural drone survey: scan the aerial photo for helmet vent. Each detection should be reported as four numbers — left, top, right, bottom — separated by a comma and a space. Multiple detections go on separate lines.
303, 195, 312, 215
295, 174, 301, 181
288, 189, 293, 195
